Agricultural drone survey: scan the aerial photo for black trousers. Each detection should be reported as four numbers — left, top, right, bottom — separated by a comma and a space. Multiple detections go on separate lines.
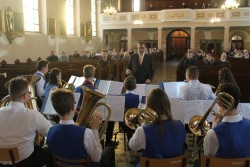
0, 146, 54, 167
105, 121, 115, 143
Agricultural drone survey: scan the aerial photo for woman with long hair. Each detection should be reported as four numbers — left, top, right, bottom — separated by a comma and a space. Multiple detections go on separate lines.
129, 88, 186, 167
40, 68, 62, 113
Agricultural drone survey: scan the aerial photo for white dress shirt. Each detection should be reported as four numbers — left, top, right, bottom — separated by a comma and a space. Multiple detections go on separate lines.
59, 120, 102, 162
35, 71, 46, 97
0, 101, 52, 164
203, 114, 243, 156
179, 80, 216, 100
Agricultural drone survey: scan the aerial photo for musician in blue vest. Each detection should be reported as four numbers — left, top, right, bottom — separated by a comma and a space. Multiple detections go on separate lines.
40, 68, 62, 113
129, 88, 186, 167
204, 83, 250, 158
120, 76, 142, 142
75, 64, 96, 110
34, 60, 49, 109
47, 89, 102, 166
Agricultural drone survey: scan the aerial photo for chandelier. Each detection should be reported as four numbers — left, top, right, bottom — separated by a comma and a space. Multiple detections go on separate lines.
133, 20, 143, 25
210, 17, 221, 23
221, 0, 239, 10
103, 0, 117, 16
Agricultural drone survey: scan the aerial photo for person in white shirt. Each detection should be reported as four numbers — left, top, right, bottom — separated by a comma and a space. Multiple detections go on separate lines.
179, 66, 216, 100
0, 77, 53, 167
34, 60, 49, 109
47, 88, 102, 166
204, 83, 250, 158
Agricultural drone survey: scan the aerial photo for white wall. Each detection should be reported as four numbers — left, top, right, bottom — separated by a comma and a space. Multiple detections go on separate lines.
0, 0, 101, 63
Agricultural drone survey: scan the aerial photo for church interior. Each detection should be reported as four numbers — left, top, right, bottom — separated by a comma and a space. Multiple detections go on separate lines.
1, 0, 250, 167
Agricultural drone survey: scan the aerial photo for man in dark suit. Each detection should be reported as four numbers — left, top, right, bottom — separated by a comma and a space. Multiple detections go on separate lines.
126, 41, 154, 84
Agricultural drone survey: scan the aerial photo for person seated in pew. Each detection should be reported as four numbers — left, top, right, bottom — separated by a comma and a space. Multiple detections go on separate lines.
46, 50, 58, 61
129, 88, 186, 167
243, 50, 249, 59
119, 76, 142, 143
40, 68, 62, 113
179, 66, 216, 100
74, 64, 96, 110
34, 60, 49, 109
215, 51, 229, 65
203, 53, 215, 65
47, 88, 102, 167
0, 77, 53, 167
203, 83, 250, 158
216, 67, 238, 93
59, 50, 69, 62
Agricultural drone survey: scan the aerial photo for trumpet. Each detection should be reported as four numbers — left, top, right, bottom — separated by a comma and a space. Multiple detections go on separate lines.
188, 92, 235, 157
125, 106, 158, 129
0, 72, 7, 78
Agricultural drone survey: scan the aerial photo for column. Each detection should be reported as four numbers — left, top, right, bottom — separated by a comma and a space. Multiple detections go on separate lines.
190, 27, 196, 49
157, 27, 162, 50
96, 0, 103, 49
127, 28, 132, 50
224, 26, 230, 50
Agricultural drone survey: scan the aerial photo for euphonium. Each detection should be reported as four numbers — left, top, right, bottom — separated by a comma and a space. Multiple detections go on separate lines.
125, 106, 158, 129
76, 86, 111, 137
188, 92, 235, 157
0, 72, 7, 78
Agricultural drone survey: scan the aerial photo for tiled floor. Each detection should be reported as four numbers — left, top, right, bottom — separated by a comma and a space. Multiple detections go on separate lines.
113, 60, 196, 167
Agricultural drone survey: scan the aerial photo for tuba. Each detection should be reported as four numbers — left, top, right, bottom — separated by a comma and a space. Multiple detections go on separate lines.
0, 72, 7, 78
76, 86, 111, 137
0, 75, 44, 146
125, 106, 158, 129
188, 92, 235, 157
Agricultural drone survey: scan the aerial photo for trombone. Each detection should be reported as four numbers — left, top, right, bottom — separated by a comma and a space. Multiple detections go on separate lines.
0, 72, 7, 78
188, 92, 235, 158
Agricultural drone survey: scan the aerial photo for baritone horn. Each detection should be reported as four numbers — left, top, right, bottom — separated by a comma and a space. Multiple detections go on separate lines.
61, 79, 75, 92
125, 106, 158, 129
76, 86, 111, 137
0, 72, 7, 78
188, 92, 235, 157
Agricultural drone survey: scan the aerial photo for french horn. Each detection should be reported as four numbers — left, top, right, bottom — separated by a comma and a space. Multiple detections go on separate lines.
125, 106, 158, 129
188, 92, 235, 157
76, 86, 111, 137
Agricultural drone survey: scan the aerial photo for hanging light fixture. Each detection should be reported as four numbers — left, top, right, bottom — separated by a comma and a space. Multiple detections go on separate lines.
221, 0, 239, 10
103, 0, 117, 16
210, 17, 221, 23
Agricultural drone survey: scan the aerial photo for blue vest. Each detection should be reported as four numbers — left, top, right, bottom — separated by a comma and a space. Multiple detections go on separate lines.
40, 83, 57, 113
214, 118, 250, 158
142, 120, 186, 158
47, 124, 88, 159
125, 93, 140, 108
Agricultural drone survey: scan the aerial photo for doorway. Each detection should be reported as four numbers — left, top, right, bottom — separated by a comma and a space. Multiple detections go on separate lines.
166, 30, 190, 60
120, 35, 127, 51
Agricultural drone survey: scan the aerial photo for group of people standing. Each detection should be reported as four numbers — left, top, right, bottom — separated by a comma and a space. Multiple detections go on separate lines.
1, 40, 250, 167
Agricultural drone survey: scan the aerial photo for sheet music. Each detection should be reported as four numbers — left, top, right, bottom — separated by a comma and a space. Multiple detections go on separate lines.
97, 80, 110, 94
198, 100, 218, 122
170, 99, 185, 123
163, 82, 186, 98
75, 77, 85, 87
134, 84, 147, 96
108, 81, 123, 95
73, 77, 81, 87
43, 92, 81, 115
105, 95, 125, 121
184, 100, 200, 124
145, 84, 159, 96
238, 103, 250, 119
68, 75, 76, 84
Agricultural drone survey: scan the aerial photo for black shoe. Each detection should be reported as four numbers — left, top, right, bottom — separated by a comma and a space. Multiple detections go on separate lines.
105, 140, 119, 147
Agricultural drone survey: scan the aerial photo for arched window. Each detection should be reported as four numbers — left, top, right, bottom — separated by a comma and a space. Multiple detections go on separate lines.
66, 0, 74, 35
23, 0, 39, 32
231, 35, 244, 51
133, 0, 140, 11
